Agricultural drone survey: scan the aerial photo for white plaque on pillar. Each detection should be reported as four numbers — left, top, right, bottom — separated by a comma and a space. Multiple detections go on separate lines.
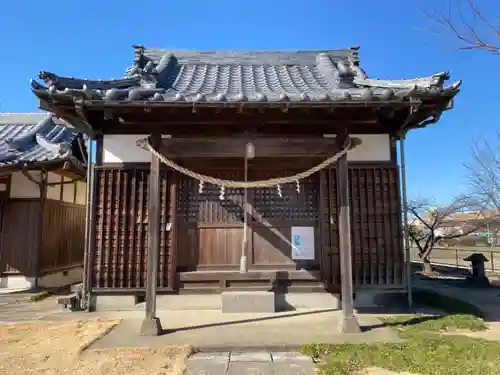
291, 226, 315, 260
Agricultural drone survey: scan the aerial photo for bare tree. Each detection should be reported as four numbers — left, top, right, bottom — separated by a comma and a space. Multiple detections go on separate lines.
420, 0, 499, 55
408, 195, 488, 275
466, 134, 500, 212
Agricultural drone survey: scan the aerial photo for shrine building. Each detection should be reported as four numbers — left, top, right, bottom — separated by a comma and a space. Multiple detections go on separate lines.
30, 45, 460, 321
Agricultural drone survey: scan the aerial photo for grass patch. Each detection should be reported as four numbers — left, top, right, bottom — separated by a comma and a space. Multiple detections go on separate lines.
301, 314, 491, 375
302, 335, 500, 375
381, 313, 487, 333
29, 290, 52, 302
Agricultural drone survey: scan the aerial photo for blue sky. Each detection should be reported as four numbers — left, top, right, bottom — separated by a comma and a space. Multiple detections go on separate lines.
0, 0, 498, 203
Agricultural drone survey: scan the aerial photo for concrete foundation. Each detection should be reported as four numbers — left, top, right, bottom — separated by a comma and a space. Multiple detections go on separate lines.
354, 289, 407, 308
222, 291, 276, 313
91, 292, 342, 312
139, 317, 163, 336
0, 266, 83, 291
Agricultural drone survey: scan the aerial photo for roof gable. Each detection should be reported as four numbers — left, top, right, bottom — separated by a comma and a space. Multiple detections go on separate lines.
0, 114, 80, 167
31, 45, 461, 105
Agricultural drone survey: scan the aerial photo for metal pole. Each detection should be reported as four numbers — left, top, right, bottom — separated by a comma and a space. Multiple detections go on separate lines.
82, 136, 93, 310
240, 152, 249, 273
400, 135, 413, 309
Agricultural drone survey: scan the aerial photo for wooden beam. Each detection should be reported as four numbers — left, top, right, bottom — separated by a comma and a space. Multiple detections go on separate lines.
159, 137, 363, 159
100, 122, 392, 136
95, 135, 104, 166
140, 133, 163, 336
336, 135, 361, 333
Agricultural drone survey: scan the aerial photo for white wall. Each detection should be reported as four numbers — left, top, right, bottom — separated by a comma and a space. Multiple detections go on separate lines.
103, 134, 151, 163
46, 172, 62, 200
75, 181, 87, 205
347, 134, 391, 162
102, 134, 392, 163
8, 171, 87, 204
9, 171, 40, 198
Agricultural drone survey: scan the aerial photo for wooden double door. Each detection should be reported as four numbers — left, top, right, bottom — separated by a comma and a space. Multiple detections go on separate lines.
176, 168, 322, 273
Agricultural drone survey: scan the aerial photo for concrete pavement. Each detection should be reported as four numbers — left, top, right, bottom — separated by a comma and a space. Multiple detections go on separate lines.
186, 351, 316, 375
0, 293, 65, 323
64, 309, 399, 351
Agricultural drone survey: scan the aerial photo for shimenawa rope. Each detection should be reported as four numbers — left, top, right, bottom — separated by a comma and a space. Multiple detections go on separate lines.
142, 137, 351, 189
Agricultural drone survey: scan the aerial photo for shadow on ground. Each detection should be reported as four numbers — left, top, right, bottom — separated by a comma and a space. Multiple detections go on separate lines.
159, 308, 338, 336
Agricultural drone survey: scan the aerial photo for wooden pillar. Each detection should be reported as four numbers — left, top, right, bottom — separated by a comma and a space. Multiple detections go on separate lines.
336, 138, 361, 333
140, 133, 163, 336
34, 171, 47, 290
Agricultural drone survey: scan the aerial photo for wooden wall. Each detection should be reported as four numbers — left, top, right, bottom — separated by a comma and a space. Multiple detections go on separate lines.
0, 200, 41, 276
90, 163, 404, 293
92, 166, 175, 291
326, 167, 404, 287
39, 200, 86, 273
0, 190, 86, 277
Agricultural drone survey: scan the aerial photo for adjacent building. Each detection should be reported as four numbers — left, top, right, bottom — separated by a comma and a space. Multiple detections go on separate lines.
0, 113, 87, 290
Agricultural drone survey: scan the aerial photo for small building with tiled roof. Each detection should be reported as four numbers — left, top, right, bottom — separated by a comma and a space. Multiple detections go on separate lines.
0, 113, 88, 291
31, 45, 460, 333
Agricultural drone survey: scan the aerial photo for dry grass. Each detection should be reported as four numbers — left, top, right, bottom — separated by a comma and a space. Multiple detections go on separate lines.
76, 347, 192, 375
360, 368, 421, 375
0, 319, 191, 375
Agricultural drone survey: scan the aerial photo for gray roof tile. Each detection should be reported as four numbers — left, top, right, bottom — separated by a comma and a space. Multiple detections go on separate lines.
30, 45, 461, 104
0, 114, 79, 167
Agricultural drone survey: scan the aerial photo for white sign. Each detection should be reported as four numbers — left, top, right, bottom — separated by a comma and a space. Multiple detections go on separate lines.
291, 226, 315, 260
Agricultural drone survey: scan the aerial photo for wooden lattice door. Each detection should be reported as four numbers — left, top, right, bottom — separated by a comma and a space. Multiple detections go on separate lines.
248, 171, 321, 270
176, 170, 245, 270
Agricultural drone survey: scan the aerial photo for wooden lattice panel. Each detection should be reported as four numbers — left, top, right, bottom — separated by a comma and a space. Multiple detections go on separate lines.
177, 171, 244, 223
93, 167, 174, 290
329, 166, 404, 287
251, 174, 319, 221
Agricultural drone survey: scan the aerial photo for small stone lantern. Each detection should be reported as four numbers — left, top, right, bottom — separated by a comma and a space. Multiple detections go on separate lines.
463, 253, 490, 287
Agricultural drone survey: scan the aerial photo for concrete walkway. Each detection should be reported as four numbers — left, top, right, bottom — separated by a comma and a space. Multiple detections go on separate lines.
0, 293, 63, 323
50, 309, 400, 351
186, 351, 316, 375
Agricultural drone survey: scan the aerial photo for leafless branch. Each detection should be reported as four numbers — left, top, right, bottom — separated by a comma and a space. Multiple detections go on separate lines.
465, 132, 500, 212
419, 0, 499, 55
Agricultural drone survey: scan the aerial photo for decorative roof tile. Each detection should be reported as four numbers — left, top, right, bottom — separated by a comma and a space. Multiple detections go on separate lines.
30, 45, 461, 105
0, 113, 80, 167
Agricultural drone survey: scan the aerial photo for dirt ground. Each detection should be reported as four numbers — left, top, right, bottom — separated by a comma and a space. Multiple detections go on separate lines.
0, 319, 191, 375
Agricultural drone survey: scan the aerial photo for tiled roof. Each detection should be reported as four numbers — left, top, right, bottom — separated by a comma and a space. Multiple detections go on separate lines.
30, 45, 461, 104
0, 113, 80, 167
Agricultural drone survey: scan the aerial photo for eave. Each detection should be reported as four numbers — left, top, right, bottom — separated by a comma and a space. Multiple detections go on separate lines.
0, 157, 86, 179
30, 45, 462, 136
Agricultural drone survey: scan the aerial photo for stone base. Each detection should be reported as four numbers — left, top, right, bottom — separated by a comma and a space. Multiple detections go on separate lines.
0, 266, 83, 291
222, 291, 275, 313
338, 314, 361, 333
139, 317, 163, 336
91, 292, 341, 312
354, 289, 407, 308
466, 275, 491, 288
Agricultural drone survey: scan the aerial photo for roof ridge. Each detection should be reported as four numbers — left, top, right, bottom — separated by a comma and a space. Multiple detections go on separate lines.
132, 44, 360, 53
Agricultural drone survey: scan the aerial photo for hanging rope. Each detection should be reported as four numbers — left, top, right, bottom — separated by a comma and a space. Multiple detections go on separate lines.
139, 136, 352, 188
